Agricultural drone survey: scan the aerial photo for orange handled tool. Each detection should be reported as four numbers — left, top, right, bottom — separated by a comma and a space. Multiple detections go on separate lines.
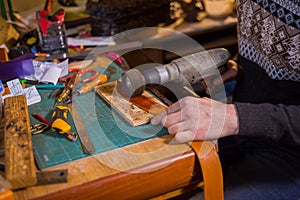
75, 74, 108, 96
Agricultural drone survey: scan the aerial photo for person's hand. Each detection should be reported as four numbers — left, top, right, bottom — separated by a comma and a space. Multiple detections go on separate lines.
212, 59, 239, 86
151, 96, 239, 143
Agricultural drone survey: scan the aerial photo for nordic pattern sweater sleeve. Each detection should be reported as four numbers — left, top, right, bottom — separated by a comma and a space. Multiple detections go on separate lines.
234, 102, 300, 148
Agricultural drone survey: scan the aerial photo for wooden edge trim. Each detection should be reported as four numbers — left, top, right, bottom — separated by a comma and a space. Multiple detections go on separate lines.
30, 150, 198, 200
190, 141, 224, 200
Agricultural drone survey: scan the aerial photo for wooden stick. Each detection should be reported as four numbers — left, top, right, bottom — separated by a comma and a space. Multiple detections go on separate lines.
4, 95, 37, 189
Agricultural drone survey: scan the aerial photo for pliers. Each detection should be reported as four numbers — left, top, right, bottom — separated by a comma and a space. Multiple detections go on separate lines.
59, 68, 98, 83
30, 123, 50, 134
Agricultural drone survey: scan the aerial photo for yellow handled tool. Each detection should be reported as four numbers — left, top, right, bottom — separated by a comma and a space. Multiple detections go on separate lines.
51, 105, 78, 142
51, 105, 72, 134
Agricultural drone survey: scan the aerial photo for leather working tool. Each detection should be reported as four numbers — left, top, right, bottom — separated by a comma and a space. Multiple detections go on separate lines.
56, 67, 99, 104
69, 103, 96, 154
59, 67, 98, 83
73, 73, 108, 97
120, 48, 231, 97
30, 123, 50, 135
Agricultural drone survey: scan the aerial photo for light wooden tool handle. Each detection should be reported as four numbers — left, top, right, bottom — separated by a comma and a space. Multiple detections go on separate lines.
78, 74, 108, 95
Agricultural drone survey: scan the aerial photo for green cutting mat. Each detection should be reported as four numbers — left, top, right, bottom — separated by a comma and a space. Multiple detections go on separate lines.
28, 64, 167, 169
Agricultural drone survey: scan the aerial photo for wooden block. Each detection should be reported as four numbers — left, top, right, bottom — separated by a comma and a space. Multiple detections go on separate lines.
0, 48, 8, 62
4, 95, 37, 189
95, 81, 167, 126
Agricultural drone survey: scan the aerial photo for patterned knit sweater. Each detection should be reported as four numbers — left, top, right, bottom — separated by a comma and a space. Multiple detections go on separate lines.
233, 0, 300, 148
238, 0, 299, 81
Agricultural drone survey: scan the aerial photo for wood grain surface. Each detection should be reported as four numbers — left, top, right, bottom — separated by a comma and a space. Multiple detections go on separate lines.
13, 135, 195, 200
4, 95, 37, 190
95, 81, 167, 126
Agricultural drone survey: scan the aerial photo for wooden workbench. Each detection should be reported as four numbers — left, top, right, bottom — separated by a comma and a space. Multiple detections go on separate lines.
11, 135, 222, 200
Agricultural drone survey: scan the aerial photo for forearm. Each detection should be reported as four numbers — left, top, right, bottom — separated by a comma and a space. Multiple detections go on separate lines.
235, 102, 300, 148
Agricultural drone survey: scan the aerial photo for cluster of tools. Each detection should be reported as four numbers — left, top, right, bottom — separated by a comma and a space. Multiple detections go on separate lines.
29, 65, 108, 144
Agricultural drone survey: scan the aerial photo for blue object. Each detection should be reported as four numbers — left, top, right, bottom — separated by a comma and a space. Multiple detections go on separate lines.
0, 80, 3, 93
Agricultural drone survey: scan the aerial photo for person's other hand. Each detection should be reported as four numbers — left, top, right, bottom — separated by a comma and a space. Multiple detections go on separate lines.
212, 59, 239, 86
151, 96, 239, 143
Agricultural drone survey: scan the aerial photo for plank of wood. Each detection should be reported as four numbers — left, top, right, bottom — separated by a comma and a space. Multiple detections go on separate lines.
95, 81, 166, 126
4, 95, 37, 189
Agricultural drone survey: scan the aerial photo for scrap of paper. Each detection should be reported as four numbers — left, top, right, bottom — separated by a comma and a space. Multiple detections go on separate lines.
6, 79, 23, 95
40, 67, 62, 85
4, 79, 41, 106
26, 59, 68, 85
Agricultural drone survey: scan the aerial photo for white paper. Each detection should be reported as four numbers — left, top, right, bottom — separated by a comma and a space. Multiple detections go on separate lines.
27, 59, 68, 85
4, 79, 41, 106
67, 36, 116, 46
40, 67, 62, 85
56, 59, 69, 77
23, 86, 41, 105
7, 79, 23, 95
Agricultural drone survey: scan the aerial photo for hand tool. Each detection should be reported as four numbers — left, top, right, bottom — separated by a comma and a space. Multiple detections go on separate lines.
0, 161, 68, 186
31, 113, 51, 134
30, 123, 50, 135
59, 67, 98, 83
48, 88, 63, 99
35, 83, 65, 89
51, 105, 72, 134
73, 73, 108, 97
70, 103, 95, 154
51, 105, 78, 142
32, 112, 77, 141
32, 113, 52, 126
56, 73, 78, 104
119, 48, 231, 97
37, 8, 65, 37
56, 68, 99, 103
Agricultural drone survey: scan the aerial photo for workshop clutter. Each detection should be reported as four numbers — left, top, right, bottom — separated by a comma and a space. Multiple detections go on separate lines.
36, 9, 68, 59
85, 0, 171, 36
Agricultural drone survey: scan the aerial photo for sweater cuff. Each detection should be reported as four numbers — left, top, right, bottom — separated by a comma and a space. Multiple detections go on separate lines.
234, 102, 275, 139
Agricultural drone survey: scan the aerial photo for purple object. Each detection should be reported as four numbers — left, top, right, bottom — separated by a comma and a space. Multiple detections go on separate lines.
0, 58, 34, 81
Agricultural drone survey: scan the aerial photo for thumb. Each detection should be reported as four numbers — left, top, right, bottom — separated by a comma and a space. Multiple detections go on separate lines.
175, 131, 196, 143
151, 110, 167, 125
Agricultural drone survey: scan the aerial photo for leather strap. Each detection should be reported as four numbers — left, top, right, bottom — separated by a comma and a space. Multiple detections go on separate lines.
190, 141, 224, 200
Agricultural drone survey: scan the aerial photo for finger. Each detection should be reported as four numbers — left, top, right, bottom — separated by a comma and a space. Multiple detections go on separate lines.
228, 59, 238, 71
174, 130, 196, 143
165, 100, 182, 114
151, 110, 167, 125
151, 101, 182, 125
162, 111, 185, 128
221, 60, 238, 82
167, 120, 196, 135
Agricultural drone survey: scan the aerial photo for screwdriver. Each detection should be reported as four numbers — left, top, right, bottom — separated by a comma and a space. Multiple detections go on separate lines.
56, 73, 79, 103
73, 73, 108, 96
